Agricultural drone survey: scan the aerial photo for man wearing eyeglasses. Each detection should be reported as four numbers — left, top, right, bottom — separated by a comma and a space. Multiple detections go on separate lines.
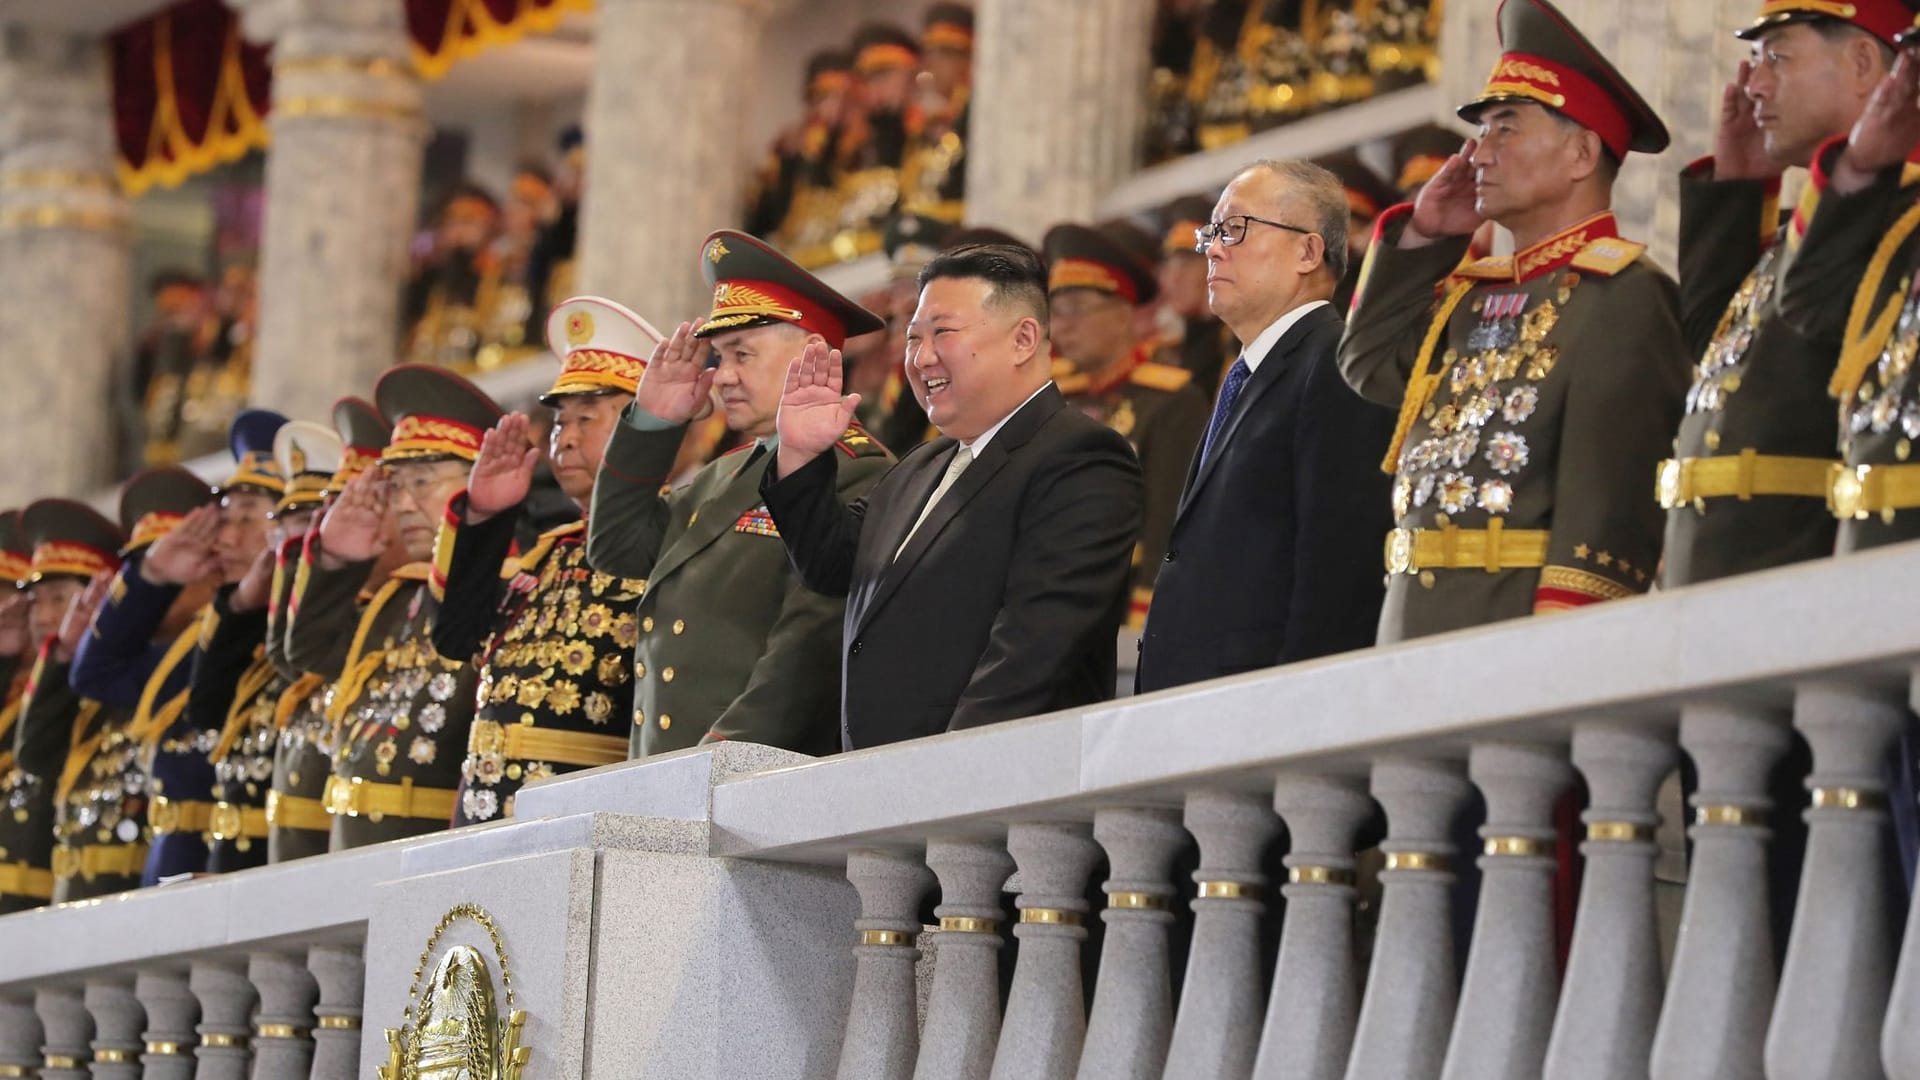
1338, 0, 1689, 642
1133, 159, 1395, 694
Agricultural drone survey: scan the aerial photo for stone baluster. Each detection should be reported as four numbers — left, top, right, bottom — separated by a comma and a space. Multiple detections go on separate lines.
988, 823, 1102, 1080
134, 971, 199, 1080
1076, 808, 1189, 1080
224, 0, 426, 422
1543, 722, 1677, 1080
34, 988, 91, 1080
1251, 775, 1374, 1080
305, 946, 364, 1080
1440, 744, 1573, 1080
81, 982, 143, 1079
836, 849, 934, 1080
1343, 758, 1473, 1080
0, 25, 130, 502
1161, 791, 1282, 1080
190, 962, 257, 1080
1764, 682, 1904, 1080
247, 953, 316, 1080
0, 996, 40, 1076
1649, 702, 1792, 1080
914, 839, 1015, 1080
967, 0, 1157, 240
578, 0, 775, 324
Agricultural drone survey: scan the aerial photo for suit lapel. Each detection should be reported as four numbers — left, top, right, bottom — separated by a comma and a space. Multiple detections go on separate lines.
855, 386, 1064, 634
1175, 304, 1335, 522
648, 448, 771, 586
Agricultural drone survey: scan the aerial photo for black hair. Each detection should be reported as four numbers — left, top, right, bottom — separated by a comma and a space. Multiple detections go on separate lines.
918, 242, 1050, 335
1808, 16, 1897, 67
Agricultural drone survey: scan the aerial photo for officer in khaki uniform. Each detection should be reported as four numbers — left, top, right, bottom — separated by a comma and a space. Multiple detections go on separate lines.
1339, 0, 1690, 642
292, 366, 498, 849
1044, 220, 1210, 627
269, 397, 393, 850
430, 297, 652, 823
2, 503, 124, 909
589, 229, 893, 756
1659, 0, 1910, 585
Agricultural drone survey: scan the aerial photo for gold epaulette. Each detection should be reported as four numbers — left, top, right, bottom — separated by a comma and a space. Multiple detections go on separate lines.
836, 425, 885, 457
1452, 255, 1514, 281
510, 521, 587, 577
1129, 361, 1195, 393
1569, 236, 1647, 277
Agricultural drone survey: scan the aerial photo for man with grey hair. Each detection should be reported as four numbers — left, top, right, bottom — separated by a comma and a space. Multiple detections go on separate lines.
1134, 157, 1395, 693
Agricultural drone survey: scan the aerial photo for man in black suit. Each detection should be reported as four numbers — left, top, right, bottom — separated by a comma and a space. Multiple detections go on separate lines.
1136, 160, 1395, 694
762, 243, 1144, 750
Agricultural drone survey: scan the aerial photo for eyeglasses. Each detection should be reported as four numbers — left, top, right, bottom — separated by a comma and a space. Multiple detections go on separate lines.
1194, 215, 1312, 252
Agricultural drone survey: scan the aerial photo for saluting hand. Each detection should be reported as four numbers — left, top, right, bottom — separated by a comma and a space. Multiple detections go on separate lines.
230, 546, 277, 614
1712, 60, 1777, 181
140, 503, 222, 586
1836, 52, 1920, 193
318, 468, 390, 567
775, 340, 861, 479
1406, 139, 1484, 246
0, 592, 28, 659
633, 321, 717, 426
467, 413, 540, 524
54, 570, 113, 663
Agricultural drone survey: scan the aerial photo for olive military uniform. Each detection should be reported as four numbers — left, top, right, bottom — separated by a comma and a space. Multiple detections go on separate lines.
0, 513, 33, 910
1338, 0, 1689, 642
589, 230, 893, 757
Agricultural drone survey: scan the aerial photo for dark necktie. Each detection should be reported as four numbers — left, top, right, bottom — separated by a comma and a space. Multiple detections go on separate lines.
1199, 357, 1252, 466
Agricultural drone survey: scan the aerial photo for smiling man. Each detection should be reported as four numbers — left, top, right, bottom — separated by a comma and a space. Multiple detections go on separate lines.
587, 232, 892, 758
761, 241, 1143, 750
1338, 0, 1689, 642
1659, 0, 1907, 586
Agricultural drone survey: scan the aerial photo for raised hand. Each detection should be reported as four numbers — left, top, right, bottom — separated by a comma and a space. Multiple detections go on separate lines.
775, 339, 861, 479
318, 468, 391, 567
467, 412, 540, 523
1406, 139, 1484, 245
1836, 51, 1920, 193
54, 570, 113, 663
1712, 60, 1777, 181
0, 592, 27, 658
633, 320, 717, 425
140, 503, 222, 586
229, 546, 277, 613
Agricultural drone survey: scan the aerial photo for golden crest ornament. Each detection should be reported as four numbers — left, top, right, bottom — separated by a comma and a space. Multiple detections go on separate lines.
380, 904, 531, 1080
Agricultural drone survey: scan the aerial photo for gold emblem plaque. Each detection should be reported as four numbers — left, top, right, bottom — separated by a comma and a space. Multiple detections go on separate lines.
380, 903, 532, 1080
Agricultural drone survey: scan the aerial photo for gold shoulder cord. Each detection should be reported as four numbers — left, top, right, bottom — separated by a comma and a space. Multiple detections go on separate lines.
1831, 198, 1920, 409
1382, 276, 1477, 473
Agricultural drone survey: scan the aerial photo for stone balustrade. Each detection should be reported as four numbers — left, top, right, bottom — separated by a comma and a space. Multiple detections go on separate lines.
2, 542, 1919, 1078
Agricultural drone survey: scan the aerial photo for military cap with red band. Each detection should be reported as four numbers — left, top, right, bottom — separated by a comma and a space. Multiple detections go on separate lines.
21, 499, 124, 585
374, 364, 504, 464
1043, 221, 1162, 305
328, 396, 391, 494
0, 510, 30, 586
1741, 0, 1915, 46
1458, 0, 1670, 159
694, 229, 885, 350
118, 466, 216, 555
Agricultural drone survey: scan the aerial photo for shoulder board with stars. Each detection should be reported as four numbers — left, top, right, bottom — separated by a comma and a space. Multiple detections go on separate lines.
1569, 236, 1646, 277
835, 425, 884, 458
1129, 362, 1194, 393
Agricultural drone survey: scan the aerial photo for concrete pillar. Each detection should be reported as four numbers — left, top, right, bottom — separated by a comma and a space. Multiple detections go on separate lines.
0, 996, 41, 1076
0, 25, 130, 502
914, 839, 1014, 1080
247, 952, 316, 1080
34, 987, 91, 1080
989, 823, 1101, 1080
836, 849, 934, 1080
189, 961, 256, 1080
81, 981, 143, 1080
135, 970, 200, 1080
305, 946, 363, 1080
1076, 807, 1188, 1080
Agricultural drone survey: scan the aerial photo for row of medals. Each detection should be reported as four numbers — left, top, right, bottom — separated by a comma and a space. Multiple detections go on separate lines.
343, 639, 461, 778
63, 723, 146, 846
1392, 278, 1577, 520
1849, 275, 1920, 452
1688, 250, 1776, 419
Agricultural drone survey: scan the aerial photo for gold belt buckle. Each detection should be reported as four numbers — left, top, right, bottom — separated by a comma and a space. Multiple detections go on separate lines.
469, 719, 505, 757
1384, 528, 1416, 575
150, 796, 179, 834
209, 802, 243, 841
323, 776, 363, 817
1829, 462, 1869, 520
1656, 458, 1684, 510
264, 790, 283, 827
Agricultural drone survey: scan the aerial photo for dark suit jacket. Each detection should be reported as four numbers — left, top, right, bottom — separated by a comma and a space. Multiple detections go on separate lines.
762, 383, 1144, 750
1136, 302, 1394, 693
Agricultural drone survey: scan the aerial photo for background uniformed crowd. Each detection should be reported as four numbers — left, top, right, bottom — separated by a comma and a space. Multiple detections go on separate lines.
5, 0, 1920, 928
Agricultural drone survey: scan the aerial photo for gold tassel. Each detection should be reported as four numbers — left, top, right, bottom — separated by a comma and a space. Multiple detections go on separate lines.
1830, 198, 1920, 407
1381, 278, 1476, 474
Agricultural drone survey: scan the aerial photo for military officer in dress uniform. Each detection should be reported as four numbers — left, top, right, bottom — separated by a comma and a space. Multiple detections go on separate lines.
589, 230, 894, 756
1392, 123, 1467, 197
295, 366, 499, 849
1044, 220, 1210, 628
1339, 0, 1690, 642
430, 298, 653, 823
900, 3, 973, 223
186, 420, 341, 865
1157, 195, 1239, 396
269, 397, 395, 851
0, 503, 122, 909
0, 512, 30, 776
1659, 0, 1909, 586
1312, 150, 1402, 310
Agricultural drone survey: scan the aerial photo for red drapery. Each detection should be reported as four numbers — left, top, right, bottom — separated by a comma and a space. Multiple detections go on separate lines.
112, 0, 590, 195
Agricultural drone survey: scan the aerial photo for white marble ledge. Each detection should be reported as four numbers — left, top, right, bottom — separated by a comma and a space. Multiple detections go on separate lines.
709, 542, 1920, 863
512, 741, 811, 822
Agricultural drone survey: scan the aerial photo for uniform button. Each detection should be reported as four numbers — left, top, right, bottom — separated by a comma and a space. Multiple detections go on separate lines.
662, 666, 675, 683
672, 619, 685, 635
642, 617, 655, 633
660, 714, 672, 731
635, 709, 645, 726
850, 639, 863, 655
635, 662, 646, 678
1163, 549, 1177, 563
